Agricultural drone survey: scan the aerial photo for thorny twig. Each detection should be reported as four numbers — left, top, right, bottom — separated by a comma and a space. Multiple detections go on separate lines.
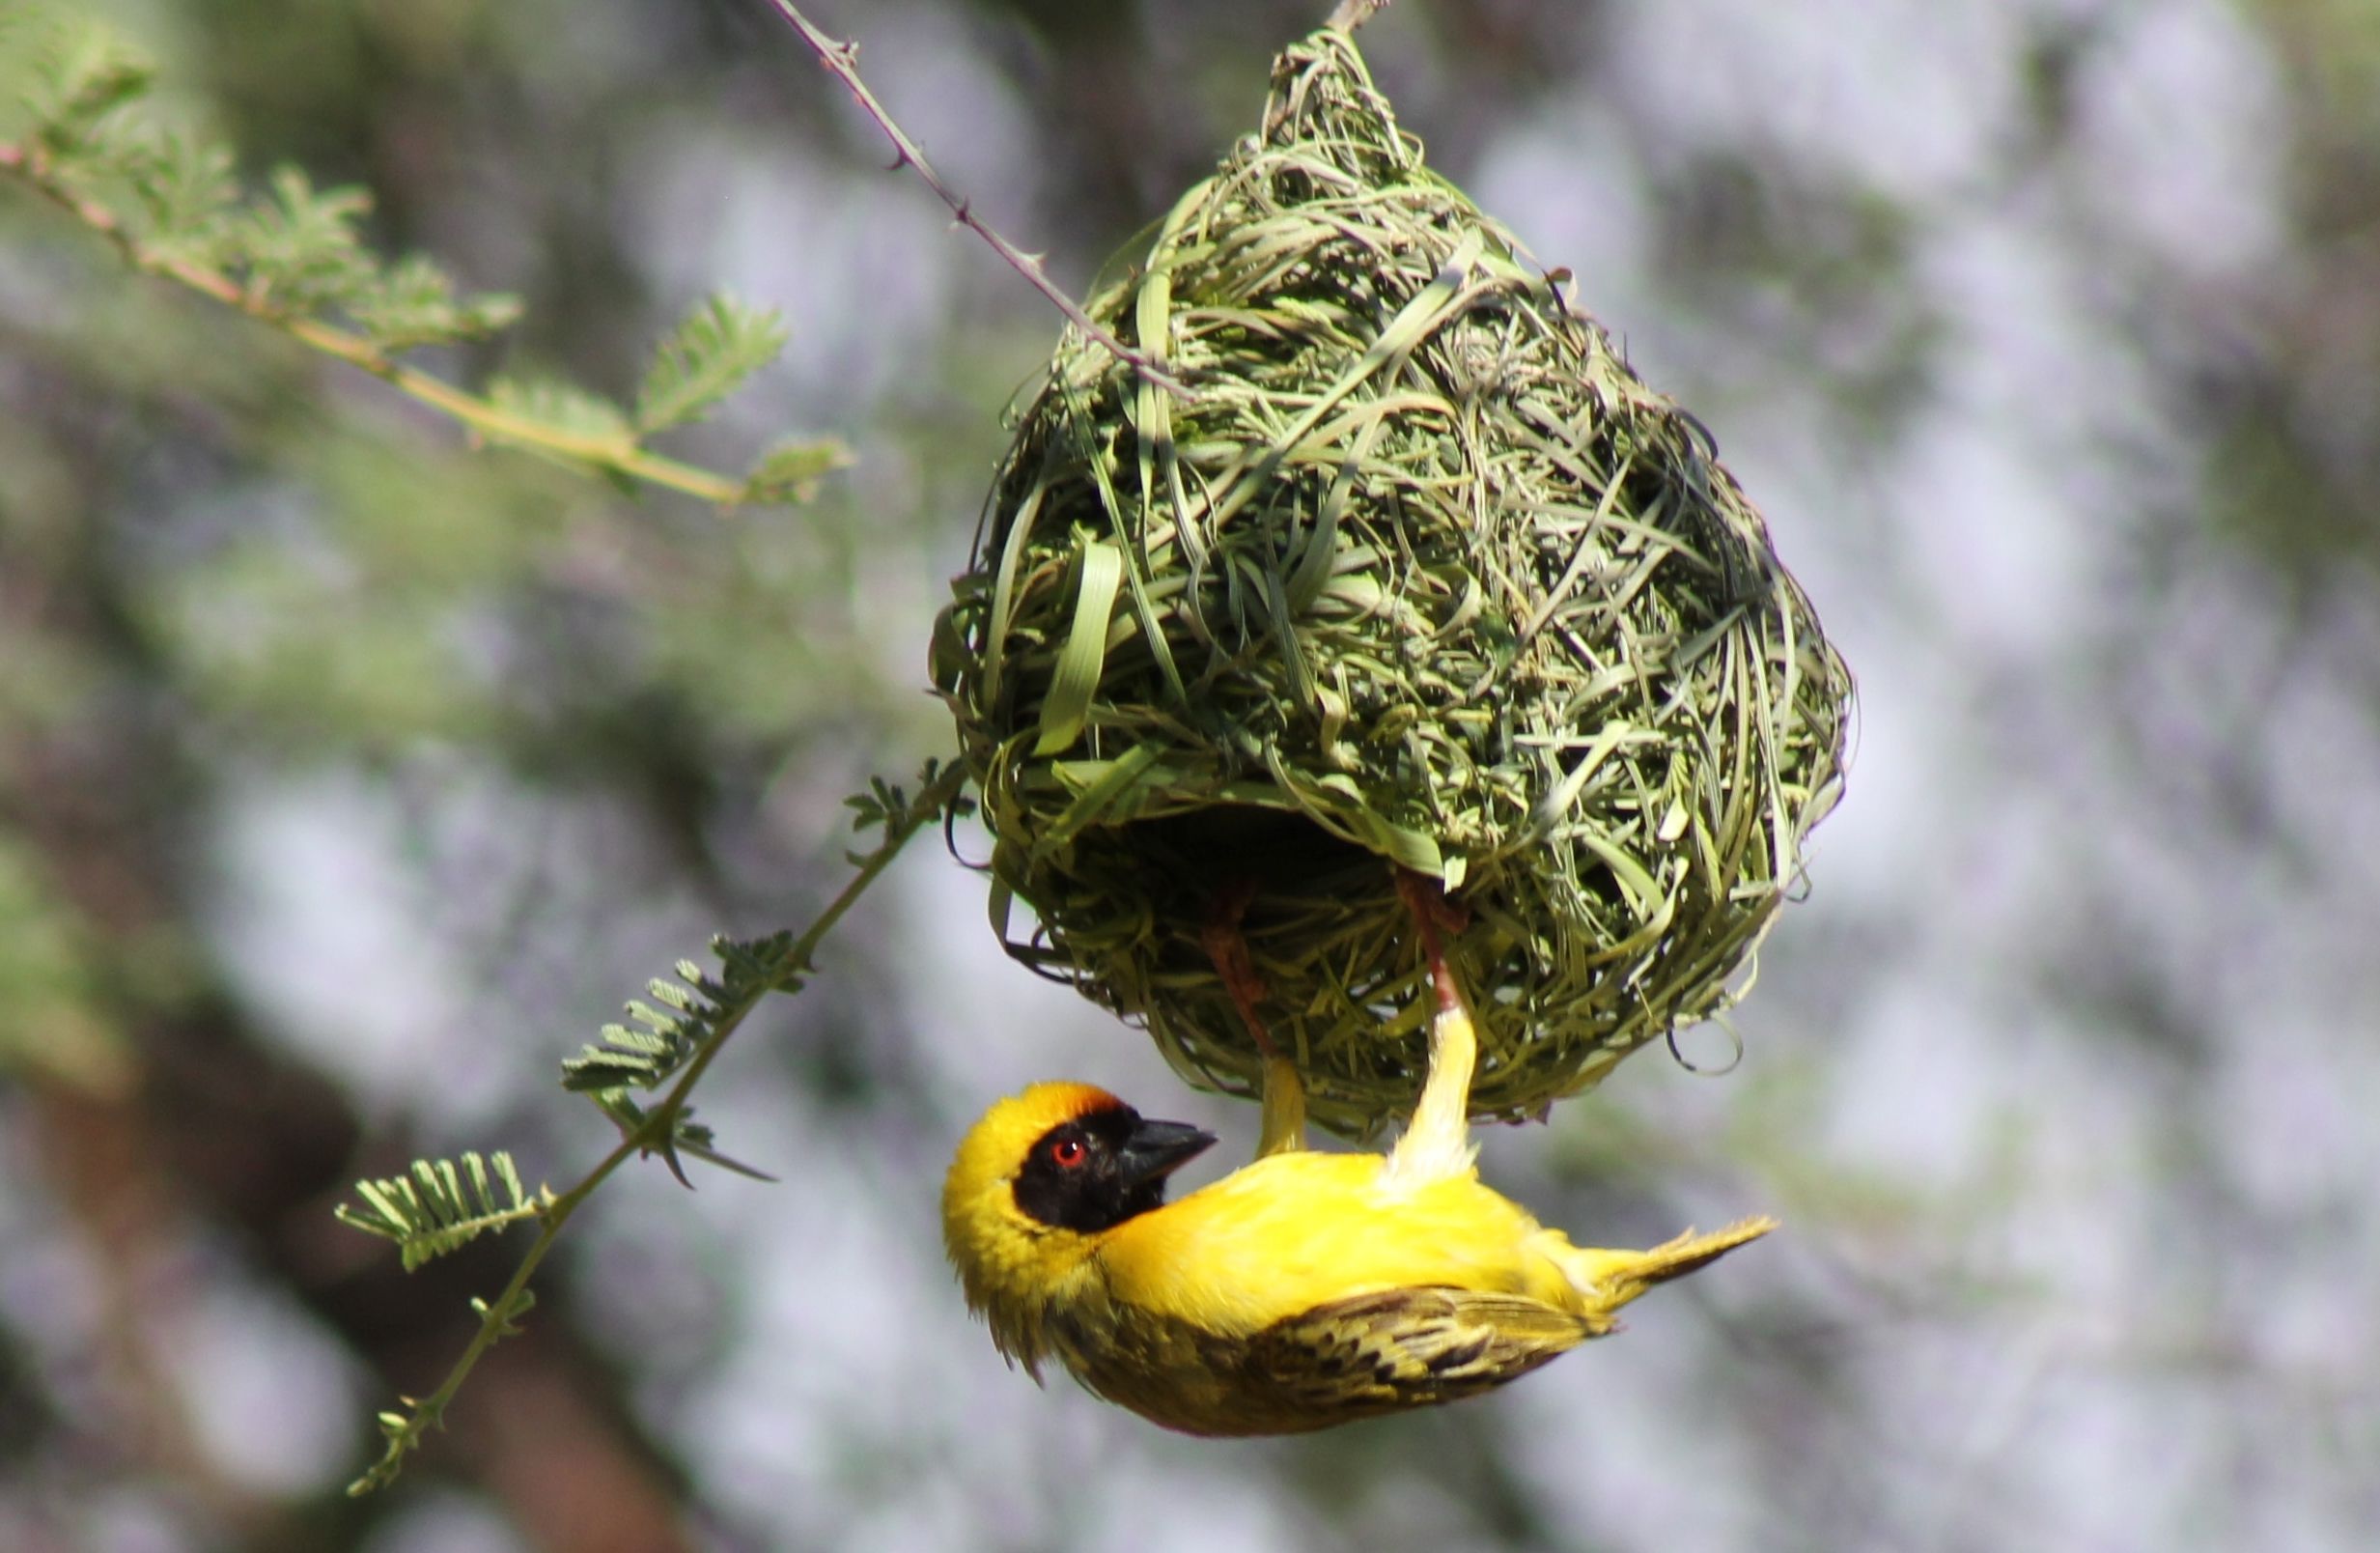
762, 1, 1192, 401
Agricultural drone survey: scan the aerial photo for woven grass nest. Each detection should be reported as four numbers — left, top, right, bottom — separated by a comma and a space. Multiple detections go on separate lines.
932, 23, 1852, 1138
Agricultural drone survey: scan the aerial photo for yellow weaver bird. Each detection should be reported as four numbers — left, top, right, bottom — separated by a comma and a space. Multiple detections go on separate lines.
942, 888, 1775, 1435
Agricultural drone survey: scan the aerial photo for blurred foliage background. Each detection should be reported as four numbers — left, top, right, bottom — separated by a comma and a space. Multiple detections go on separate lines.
3, 0, 2377, 1549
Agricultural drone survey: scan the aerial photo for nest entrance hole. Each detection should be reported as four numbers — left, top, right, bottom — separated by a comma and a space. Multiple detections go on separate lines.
1119, 804, 1385, 907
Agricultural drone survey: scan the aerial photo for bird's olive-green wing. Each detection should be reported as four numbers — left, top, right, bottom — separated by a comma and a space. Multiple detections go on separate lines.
1237, 1286, 1595, 1421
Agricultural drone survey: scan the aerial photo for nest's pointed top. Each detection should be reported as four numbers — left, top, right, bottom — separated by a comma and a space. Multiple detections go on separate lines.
1259, 26, 1417, 181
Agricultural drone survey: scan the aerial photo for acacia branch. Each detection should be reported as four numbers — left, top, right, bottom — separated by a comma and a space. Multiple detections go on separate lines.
347, 760, 968, 1493
761, 1, 1192, 401
0, 141, 768, 506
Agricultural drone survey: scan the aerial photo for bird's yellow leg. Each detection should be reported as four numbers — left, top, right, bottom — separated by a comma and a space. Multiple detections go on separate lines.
1201, 877, 1306, 1157
1255, 1053, 1307, 1158
1385, 870, 1479, 1187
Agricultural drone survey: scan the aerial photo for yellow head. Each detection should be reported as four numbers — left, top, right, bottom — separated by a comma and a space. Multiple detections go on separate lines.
941, 1081, 1214, 1376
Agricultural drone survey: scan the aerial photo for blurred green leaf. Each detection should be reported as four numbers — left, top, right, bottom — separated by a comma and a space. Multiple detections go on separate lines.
635, 292, 790, 435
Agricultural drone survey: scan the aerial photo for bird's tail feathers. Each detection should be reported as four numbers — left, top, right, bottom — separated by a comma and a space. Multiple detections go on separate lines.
1554, 1216, 1778, 1321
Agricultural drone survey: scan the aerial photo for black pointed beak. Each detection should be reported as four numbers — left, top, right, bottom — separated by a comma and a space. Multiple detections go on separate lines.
1116, 1117, 1216, 1186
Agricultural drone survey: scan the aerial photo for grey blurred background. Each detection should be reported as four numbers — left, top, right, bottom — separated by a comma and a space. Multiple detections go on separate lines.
4, 0, 2376, 1548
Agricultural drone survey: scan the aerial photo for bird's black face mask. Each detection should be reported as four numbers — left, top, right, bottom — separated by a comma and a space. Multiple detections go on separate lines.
1013, 1106, 1216, 1232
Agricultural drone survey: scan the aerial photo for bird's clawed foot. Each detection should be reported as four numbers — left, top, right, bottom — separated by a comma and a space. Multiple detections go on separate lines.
1201, 876, 1305, 1157
1392, 867, 1470, 1018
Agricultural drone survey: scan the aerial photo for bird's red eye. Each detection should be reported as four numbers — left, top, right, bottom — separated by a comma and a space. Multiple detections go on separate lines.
1050, 1137, 1087, 1169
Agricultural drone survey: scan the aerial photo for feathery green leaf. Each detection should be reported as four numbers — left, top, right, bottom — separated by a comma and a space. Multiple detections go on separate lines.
334, 1151, 547, 1272
347, 254, 523, 351
634, 293, 789, 434
234, 166, 376, 310
486, 374, 636, 444
739, 435, 853, 505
